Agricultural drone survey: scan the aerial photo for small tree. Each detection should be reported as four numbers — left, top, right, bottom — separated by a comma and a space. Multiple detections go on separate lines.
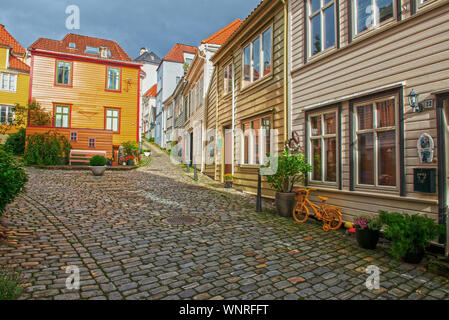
0, 102, 51, 135
262, 150, 312, 193
23, 131, 72, 166
4, 128, 26, 155
121, 141, 139, 156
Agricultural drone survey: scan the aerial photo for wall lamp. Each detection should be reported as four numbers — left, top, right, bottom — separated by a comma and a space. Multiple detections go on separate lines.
408, 89, 423, 113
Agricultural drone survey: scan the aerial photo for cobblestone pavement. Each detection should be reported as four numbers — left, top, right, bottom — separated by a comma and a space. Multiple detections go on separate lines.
1, 145, 449, 300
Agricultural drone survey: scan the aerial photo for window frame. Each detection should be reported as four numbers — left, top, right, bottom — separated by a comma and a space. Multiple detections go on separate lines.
53, 104, 71, 128
307, 0, 337, 58
307, 108, 340, 186
54, 60, 73, 87
105, 66, 122, 92
0, 105, 15, 125
241, 113, 273, 166
241, 25, 273, 89
88, 138, 96, 148
351, 0, 396, 38
352, 94, 400, 191
104, 107, 121, 134
70, 131, 78, 142
0, 72, 18, 92
223, 63, 234, 96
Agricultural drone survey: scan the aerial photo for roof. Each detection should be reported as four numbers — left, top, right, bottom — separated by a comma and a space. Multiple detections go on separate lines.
163, 43, 197, 63
201, 19, 243, 45
0, 24, 26, 55
144, 84, 157, 97
9, 55, 29, 72
29, 33, 132, 62
135, 51, 162, 65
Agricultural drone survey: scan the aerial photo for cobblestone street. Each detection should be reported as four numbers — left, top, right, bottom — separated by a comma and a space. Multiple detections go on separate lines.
1, 145, 449, 300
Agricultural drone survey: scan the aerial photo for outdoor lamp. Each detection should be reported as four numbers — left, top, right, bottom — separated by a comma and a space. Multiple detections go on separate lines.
408, 89, 423, 112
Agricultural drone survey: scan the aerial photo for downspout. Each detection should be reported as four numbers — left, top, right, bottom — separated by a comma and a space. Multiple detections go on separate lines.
281, 0, 289, 144
231, 58, 236, 176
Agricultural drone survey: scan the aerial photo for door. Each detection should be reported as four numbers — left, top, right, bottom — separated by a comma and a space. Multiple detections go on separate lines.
224, 126, 232, 175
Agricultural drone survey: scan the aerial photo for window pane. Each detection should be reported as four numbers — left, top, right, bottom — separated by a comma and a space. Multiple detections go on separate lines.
243, 46, 251, 86
357, 0, 372, 34
113, 118, 118, 132
312, 139, 322, 181
62, 114, 69, 128
106, 118, 112, 130
262, 118, 271, 158
310, 0, 321, 13
253, 119, 261, 164
252, 37, 261, 82
324, 4, 335, 49
377, 99, 395, 128
311, 116, 322, 136
106, 110, 112, 117
64, 63, 70, 84
324, 113, 336, 134
357, 105, 373, 130
325, 138, 337, 182
0, 107, 6, 123
262, 28, 272, 76
376, 0, 393, 23
57, 67, 64, 84
228, 65, 233, 92
243, 122, 251, 164
378, 130, 396, 186
311, 14, 322, 55
358, 133, 374, 185
55, 114, 62, 127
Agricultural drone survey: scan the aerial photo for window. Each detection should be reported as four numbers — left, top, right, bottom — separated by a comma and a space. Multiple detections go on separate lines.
54, 105, 70, 128
70, 131, 78, 142
88, 138, 95, 148
1, 73, 17, 92
105, 108, 120, 133
353, 0, 393, 35
85, 46, 100, 55
242, 116, 271, 165
0, 106, 14, 124
308, 0, 336, 57
309, 111, 338, 183
106, 67, 121, 91
69, 42, 76, 49
242, 27, 272, 88
354, 97, 397, 187
224, 64, 233, 95
56, 60, 72, 86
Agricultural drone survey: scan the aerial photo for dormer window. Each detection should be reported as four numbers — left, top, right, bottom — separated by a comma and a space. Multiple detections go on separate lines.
69, 42, 76, 49
85, 46, 100, 55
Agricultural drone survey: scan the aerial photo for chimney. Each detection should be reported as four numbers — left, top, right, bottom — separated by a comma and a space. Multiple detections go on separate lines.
140, 47, 148, 56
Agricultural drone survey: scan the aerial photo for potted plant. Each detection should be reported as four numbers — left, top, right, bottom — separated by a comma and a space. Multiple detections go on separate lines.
353, 214, 382, 250
89, 155, 107, 176
262, 150, 312, 217
224, 174, 233, 188
126, 156, 134, 166
120, 157, 126, 166
379, 211, 445, 264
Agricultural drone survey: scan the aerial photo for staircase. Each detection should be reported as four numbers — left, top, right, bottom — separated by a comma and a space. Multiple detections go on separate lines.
69, 150, 107, 166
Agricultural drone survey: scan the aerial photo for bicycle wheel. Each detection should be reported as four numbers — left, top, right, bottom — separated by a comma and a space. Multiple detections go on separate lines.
293, 203, 309, 224
323, 207, 343, 230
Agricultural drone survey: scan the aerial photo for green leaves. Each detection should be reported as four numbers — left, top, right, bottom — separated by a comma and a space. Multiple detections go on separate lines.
23, 130, 72, 166
89, 155, 107, 166
121, 141, 139, 156
0, 149, 28, 215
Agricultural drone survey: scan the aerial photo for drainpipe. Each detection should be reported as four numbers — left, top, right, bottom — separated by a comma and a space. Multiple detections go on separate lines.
281, 0, 289, 144
231, 58, 236, 176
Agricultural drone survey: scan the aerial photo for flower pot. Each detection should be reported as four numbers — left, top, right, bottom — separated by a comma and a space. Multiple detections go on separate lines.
127, 159, 134, 166
275, 192, 296, 218
224, 181, 233, 188
90, 166, 106, 176
107, 160, 112, 166
403, 248, 425, 264
355, 228, 380, 250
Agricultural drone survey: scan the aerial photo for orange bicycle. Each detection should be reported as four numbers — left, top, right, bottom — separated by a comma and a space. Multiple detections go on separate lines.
293, 188, 342, 231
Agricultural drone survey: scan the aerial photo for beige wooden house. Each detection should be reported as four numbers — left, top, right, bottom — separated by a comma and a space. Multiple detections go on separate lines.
289, 0, 449, 230
205, 0, 289, 197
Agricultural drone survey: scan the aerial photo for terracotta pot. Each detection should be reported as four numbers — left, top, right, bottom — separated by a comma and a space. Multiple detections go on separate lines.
275, 192, 296, 218
90, 166, 106, 176
355, 228, 380, 250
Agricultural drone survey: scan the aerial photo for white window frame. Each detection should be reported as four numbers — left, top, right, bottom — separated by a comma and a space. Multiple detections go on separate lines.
223, 63, 233, 95
0, 105, 15, 125
353, 95, 400, 190
241, 116, 272, 166
308, 109, 339, 185
307, 0, 337, 58
106, 108, 120, 133
241, 25, 273, 88
352, 0, 395, 37
0, 72, 18, 92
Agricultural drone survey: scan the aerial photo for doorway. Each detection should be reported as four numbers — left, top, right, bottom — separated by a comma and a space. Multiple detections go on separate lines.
224, 126, 232, 176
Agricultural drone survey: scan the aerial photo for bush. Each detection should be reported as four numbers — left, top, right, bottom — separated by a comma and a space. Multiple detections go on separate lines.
121, 141, 139, 156
4, 128, 26, 155
379, 211, 445, 259
23, 131, 72, 166
0, 269, 23, 300
89, 155, 107, 166
0, 149, 28, 215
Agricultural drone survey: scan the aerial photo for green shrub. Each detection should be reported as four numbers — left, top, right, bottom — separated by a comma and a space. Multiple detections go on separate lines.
0, 269, 23, 300
4, 128, 26, 155
121, 141, 139, 156
23, 131, 72, 166
0, 149, 28, 215
89, 155, 107, 166
379, 211, 445, 259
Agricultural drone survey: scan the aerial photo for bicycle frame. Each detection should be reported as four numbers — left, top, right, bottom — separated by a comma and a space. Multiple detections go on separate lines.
303, 198, 325, 219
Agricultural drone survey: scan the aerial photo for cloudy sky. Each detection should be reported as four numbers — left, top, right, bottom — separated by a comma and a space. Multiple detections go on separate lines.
0, 0, 261, 59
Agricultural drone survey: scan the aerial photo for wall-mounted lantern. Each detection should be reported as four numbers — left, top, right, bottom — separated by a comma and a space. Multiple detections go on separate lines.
408, 89, 423, 112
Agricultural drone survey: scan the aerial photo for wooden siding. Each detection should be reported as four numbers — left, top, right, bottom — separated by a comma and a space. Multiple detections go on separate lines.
204, 68, 217, 178
31, 54, 139, 147
26, 126, 113, 158
290, 0, 449, 221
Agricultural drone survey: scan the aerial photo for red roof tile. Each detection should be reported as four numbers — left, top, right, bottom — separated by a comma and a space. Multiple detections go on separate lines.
163, 43, 198, 63
201, 19, 243, 45
0, 24, 26, 55
29, 33, 132, 62
9, 55, 29, 72
144, 84, 157, 97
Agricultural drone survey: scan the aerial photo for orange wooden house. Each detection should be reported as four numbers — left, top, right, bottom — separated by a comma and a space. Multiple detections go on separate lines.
27, 33, 142, 163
